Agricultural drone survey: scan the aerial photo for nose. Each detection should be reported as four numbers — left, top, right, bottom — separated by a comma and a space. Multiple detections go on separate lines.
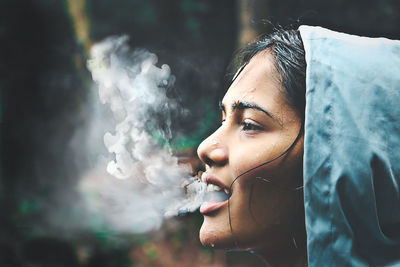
197, 128, 228, 167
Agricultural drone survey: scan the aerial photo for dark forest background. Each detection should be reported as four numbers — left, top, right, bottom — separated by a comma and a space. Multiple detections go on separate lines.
1, 0, 399, 266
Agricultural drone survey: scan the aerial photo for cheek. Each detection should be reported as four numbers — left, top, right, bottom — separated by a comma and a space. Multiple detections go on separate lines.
230, 134, 303, 193
231, 166, 291, 227
230, 132, 285, 171
229, 143, 282, 186
227, 147, 304, 246
228, 171, 303, 249
246, 178, 299, 225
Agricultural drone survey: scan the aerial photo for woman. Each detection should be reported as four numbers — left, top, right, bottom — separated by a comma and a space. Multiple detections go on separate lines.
197, 26, 400, 266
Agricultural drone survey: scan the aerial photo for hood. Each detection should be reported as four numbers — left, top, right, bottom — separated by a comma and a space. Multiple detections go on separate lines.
299, 26, 400, 266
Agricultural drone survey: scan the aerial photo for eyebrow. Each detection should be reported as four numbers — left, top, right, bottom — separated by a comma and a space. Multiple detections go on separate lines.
219, 100, 282, 125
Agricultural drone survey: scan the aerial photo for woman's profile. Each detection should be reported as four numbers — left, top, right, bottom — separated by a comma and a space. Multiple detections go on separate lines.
196, 26, 400, 266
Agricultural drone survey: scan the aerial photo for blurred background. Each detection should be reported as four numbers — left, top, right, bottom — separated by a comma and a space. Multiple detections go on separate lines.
1, 0, 399, 266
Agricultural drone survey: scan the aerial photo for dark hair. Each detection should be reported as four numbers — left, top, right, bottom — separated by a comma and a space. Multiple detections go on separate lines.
232, 27, 306, 119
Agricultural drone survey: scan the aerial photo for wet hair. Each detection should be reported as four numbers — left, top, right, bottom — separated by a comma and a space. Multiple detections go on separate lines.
232, 27, 306, 119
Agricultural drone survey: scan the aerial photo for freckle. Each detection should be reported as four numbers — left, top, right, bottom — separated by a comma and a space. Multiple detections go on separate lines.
212, 140, 219, 146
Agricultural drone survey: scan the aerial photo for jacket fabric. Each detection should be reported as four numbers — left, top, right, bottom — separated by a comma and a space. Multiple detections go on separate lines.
300, 25, 400, 266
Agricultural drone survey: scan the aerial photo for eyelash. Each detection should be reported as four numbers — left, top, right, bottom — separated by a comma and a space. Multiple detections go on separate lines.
221, 117, 263, 132
241, 120, 262, 131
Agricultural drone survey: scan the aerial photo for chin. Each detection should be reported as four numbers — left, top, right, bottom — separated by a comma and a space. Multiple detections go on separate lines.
200, 214, 278, 252
199, 215, 235, 249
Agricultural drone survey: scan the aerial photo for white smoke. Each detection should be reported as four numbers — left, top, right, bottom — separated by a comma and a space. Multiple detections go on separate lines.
78, 36, 207, 233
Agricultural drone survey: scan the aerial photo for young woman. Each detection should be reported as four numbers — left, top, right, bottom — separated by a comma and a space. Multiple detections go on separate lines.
196, 26, 400, 266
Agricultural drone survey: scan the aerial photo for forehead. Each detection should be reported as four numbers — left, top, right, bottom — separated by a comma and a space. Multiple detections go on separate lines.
222, 51, 285, 109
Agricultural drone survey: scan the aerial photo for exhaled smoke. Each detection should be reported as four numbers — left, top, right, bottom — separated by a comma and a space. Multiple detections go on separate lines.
79, 36, 208, 233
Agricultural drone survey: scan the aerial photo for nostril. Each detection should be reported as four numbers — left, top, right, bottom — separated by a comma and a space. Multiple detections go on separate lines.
204, 156, 213, 167
198, 146, 228, 167
197, 135, 227, 167
198, 150, 214, 167
207, 148, 228, 166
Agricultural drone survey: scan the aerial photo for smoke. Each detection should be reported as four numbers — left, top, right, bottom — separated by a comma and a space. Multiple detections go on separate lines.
78, 36, 207, 233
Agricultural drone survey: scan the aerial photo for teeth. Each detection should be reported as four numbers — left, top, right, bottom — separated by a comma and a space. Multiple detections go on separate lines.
207, 184, 213, 191
207, 184, 222, 192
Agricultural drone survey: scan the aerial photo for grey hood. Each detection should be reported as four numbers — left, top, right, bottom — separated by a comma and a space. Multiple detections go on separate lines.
299, 26, 400, 266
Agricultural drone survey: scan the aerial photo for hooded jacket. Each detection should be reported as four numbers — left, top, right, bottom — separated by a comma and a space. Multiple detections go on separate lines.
299, 26, 400, 266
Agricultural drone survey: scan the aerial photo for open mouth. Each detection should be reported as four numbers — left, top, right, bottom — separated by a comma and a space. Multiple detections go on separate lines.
200, 173, 231, 214
204, 183, 230, 202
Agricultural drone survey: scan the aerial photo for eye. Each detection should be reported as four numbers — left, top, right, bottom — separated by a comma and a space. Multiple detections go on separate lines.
241, 120, 263, 131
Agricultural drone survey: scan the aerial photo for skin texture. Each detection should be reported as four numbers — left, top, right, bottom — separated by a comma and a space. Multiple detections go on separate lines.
197, 51, 306, 266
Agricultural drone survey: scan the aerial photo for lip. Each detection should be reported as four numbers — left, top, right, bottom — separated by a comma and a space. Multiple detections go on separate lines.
200, 200, 228, 214
201, 172, 231, 192
200, 172, 231, 215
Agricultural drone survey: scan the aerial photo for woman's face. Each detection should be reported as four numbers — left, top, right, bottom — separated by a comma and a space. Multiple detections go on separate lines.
197, 51, 304, 252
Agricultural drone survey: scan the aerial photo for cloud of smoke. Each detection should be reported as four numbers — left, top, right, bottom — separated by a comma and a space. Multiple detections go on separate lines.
78, 36, 207, 233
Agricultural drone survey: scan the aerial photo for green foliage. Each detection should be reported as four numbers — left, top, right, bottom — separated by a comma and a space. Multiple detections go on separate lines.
180, 0, 207, 13
134, 1, 158, 25
185, 16, 201, 33
171, 101, 218, 152
19, 200, 40, 214
132, 234, 149, 245
379, 0, 395, 16
87, 0, 160, 39
143, 242, 158, 259
148, 100, 218, 153
180, 0, 209, 38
